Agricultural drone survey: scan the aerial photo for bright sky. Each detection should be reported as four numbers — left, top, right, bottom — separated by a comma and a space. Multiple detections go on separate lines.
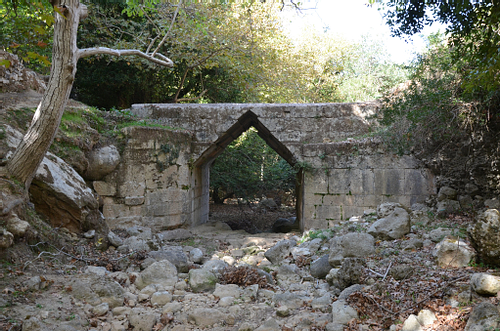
282, 0, 445, 64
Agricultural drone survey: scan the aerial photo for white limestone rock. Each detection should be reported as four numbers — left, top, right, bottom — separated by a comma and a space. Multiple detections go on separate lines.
471, 273, 500, 296
85, 145, 120, 180
135, 260, 178, 290
433, 238, 475, 268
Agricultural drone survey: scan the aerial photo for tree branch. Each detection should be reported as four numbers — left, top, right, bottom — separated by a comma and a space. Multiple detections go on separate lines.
77, 47, 173, 67
151, 0, 182, 57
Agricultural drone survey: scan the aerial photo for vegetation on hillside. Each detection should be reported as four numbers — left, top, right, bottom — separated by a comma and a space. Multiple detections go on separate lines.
375, 1, 500, 193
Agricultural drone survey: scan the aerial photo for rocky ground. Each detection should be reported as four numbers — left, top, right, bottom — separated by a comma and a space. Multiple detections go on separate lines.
1, 200, 500, 331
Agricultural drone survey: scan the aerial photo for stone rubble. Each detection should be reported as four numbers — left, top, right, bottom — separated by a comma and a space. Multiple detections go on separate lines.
3, 202, 500, 330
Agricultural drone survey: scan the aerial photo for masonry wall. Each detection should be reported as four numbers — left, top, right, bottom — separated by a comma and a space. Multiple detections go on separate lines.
299, 139, 436, 229
93, 127, 194, 232
95, 103, 436, 232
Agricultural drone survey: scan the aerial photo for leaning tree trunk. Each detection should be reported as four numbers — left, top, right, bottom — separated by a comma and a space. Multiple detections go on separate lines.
6, 0, 173, 190
6, 0, 87, 189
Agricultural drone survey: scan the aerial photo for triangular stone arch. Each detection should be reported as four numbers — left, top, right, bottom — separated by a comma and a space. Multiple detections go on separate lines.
193, 110, 296, 168
190, 111, 303, 230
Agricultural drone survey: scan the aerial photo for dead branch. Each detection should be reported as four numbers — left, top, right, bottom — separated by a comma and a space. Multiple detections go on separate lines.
176, 89, 208, 102
151, 0, 182, 57
77, 47, 173, 67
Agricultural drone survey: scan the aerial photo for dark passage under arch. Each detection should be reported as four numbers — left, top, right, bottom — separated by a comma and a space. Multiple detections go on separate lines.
191, 111, 304, 231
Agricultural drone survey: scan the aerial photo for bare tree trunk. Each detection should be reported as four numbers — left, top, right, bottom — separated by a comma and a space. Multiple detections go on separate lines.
6, 0, 87, 189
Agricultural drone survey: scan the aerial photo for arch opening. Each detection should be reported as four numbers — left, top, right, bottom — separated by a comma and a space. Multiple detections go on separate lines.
191, 111, 304, 233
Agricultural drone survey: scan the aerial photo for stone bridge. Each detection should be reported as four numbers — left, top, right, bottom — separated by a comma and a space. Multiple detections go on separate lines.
95, 103, 436, 232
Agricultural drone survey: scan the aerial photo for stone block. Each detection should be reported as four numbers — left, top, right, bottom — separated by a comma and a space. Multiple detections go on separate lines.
103, 203, 129, 220
125, 196, 145, 206
304, 171, 328, 194
322, 194, 348, 206
342, 206, 366, 220
94, 181, 117, 196
404, 169, 436, 196
106, 216, 142, 230
354, 195, 377, 207
149, 202, 183, 217
374, 169, 404, 195
146, 214, 185, 231
316, 205, 342, 221
304, 217, 329, 231
328, 169, 351, 194
118, 169, 146, 197
349, 169, 375, 195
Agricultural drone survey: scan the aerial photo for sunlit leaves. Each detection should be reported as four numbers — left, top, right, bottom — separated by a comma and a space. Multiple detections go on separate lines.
0, 0, 53, 73
0, 59, 11, 68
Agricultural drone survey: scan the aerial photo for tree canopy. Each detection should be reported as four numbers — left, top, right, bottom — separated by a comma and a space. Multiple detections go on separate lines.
371, 0, 500, 94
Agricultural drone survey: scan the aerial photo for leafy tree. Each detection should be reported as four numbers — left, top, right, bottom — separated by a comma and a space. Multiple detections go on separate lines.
335, 36, 409, 102
371, 0, 500, 96
0, 0, 53, 72
73, 1, 312, 107
380, 35, 464, 154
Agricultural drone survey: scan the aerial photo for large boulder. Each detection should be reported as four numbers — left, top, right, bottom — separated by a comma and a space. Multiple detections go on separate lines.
469, 209, 500, 267
129, 307, 159, 331
202, 259, 228, 278
84, 145, 120, 180
433, 238, 475, 268
336, 258, 366, 290
148, 246, 189, 273
328, 233, 375, 266
272, 217, 299, 233
6, 215, 30, 238
135, 260, 178, 290
5, 126, 105, 234
465, 302, 500, 331
69, 274, 124, 308
264, 239, 296, 264
30, 152, 107, 234
188, 269, 218, 293
471, 273, 500, 296
0, 228, 14, 249
368, 203, 410, 240
437, 186, 458, 201
330, 299, 358, 326
187, 308, 226, 327
310, 255, 332, 279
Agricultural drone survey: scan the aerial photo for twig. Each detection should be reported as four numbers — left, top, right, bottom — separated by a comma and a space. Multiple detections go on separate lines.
151, 0, 182, 57
368, 268, 384, 278
23, 251, 60, 270
360, 292, 397, 315
382, 262, 392, 281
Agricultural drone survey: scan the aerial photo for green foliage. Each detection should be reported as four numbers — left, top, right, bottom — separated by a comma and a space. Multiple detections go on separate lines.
379, 34, 498, 155
72, 1, 408, 108
335, 36, 409, 102
210, 127, 296, 203
0, 0, 53, 73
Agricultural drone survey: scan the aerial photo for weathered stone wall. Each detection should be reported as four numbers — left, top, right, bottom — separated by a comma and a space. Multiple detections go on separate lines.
97, 103, 436, 232
299, 139, 436, 229
94, 127, 194, 232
